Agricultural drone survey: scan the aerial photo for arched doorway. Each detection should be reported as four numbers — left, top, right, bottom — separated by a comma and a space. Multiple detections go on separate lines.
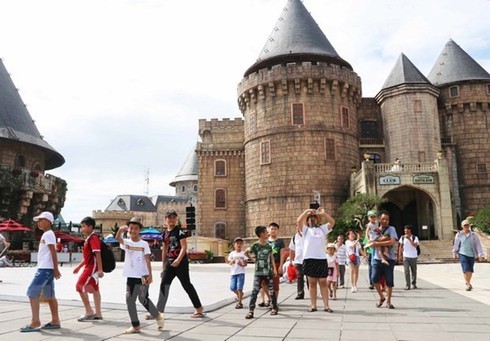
379, 186, 437, 240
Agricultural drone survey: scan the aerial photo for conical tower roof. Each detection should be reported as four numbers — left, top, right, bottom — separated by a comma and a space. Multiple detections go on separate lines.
169, 144, 197, 187
381, 53, 431, 90
0, 59, 64, 169
428, 39, 490, 86
244, 0, 351, 76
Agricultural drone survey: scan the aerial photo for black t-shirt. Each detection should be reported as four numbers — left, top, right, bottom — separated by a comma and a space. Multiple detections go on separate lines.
268, 238, 285, 264
164, 226, 187, 259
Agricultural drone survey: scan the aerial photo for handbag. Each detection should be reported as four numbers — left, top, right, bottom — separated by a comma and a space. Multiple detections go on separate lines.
287, 263, 297, 282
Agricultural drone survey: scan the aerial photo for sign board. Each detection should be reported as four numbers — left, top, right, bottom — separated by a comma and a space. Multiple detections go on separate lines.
413, 174, 435, 184
422, 225, 428, 230
379, 175, 400, 185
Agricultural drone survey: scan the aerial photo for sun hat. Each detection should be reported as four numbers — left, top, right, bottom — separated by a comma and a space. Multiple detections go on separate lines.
33, 211, 54, 223
127, 217, 143, 228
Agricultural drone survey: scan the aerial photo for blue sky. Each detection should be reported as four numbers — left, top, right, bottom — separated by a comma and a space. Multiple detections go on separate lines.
0, 0, 489, 223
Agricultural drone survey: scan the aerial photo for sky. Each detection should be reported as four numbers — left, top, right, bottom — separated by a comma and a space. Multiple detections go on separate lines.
1, 0, 489, 223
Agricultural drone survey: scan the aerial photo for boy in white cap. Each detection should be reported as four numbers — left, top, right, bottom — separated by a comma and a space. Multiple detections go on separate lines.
21, 212, 61, 332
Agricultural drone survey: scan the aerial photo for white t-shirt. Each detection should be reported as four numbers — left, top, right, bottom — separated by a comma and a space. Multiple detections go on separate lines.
301, 223, 332, 260
228, 250, 248, 275
38, 230, 56, 269
288, 233, 304, 264
120, 238, 151, 278
399, 235, 419, 258
345, 239, 361, 257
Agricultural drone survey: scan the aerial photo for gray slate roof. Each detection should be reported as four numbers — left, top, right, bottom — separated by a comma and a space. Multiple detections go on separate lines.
150, 195, 190, 206
381, 53, 431, 90
244, 0, 351, 76
105, 195, 156, 213
428, 39, 490, 86
0, 59, 64, 170
169, 144, 198, 187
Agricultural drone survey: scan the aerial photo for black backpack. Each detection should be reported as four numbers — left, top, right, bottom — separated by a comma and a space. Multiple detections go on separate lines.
401, 235, 421, 256
90, 235, 116, 273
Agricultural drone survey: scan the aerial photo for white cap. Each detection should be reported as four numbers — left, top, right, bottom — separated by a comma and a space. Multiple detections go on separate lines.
33, 211, 54, 224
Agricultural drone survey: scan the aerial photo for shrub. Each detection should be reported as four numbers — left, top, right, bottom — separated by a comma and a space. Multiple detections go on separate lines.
473, 207, 490, 234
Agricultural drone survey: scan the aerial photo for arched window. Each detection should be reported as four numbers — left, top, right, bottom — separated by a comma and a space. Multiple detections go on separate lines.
15, 154, 25, 168
181, 185, 186, 193
215, 160, 226, 176
215, 189, 226, 209
215, 223, 226, 240
193, 184, 198, 192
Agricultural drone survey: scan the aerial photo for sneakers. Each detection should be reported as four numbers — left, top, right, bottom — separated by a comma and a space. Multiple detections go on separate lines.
404, 286, 410, 290
294, 294, 304, 300
338, 285, 344, 289
351, 287, 357, 293
156, 312, 164, 330
412, 284, 417, 289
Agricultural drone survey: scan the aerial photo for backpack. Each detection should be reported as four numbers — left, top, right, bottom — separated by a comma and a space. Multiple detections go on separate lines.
401, 235, 421, 256
90, 235, 116, 273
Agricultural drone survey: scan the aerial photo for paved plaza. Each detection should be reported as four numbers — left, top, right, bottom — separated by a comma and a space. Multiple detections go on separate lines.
1, 262, 490, 340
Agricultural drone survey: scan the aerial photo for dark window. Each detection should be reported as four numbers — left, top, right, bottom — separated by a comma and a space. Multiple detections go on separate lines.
215, 223, 226, 240
15, 154, 25, 168
449, 86, 459, 97
136, 199, 145, 206
181, 185, 186, 192
325, 138, 336, 161
477, 163, 487, 173
215, 160, 226, 176
291, 103, 304, 125
193, 184, 198, 192
215, 189, 226, 209
261, 141, 271, 164
487, 84, 490, 95
360, 121, 378, 138
341, 106, 349, 128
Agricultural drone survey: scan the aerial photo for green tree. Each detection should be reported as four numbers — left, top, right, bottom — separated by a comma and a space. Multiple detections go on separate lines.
337, 193, 388, 235
472, 207, 490, 234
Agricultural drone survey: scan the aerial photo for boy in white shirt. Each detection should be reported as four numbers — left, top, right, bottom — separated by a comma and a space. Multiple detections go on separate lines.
21, 212, 61, 332
116, 217, 164, 333
228, 237, 248, 309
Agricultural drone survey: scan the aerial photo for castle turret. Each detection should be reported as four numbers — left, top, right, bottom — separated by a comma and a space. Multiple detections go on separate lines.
428, 40, 490, 217
238, 0, 361, 235
375, 53, 441, 163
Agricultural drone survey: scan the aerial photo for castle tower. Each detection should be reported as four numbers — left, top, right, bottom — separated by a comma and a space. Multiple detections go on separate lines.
237, 0, 361, 235
169, 143, 198, 201
375, 53, 441, 163
428, 40, 490, 217
0, 58, 66, 222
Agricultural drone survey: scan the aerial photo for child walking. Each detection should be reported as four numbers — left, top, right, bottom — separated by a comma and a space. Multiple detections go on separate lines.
116, 217, 164, 333
244, 226, 278, 319
228, 237, 248, 309
326, 243, 339, 300
21, 212, 61, 332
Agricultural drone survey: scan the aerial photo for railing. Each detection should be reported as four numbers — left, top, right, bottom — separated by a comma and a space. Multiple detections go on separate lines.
359, 138, 384, 146
374, 162, 438, 173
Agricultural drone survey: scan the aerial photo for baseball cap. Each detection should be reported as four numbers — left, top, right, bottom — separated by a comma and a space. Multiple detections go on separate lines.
461, 220, 471, 226
127, 217, 143, 228
33, 211, 54, 223
233, 237, 244, 243
165, 209, 178, 218
367, 210, 378, 217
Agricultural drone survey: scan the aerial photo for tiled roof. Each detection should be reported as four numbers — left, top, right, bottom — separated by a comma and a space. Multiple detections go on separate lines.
169, 144, 198, 187
381, 53, 431, 90
244, 0, 351, 76
105, 195, 156, 213
428, 40, 490, 86
0, 59, 64, 169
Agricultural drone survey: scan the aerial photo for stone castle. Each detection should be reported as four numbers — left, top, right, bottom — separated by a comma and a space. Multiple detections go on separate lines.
195, 0, 490, 241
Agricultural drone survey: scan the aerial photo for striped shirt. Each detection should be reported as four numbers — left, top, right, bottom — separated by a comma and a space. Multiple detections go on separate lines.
335, 244, 347, 265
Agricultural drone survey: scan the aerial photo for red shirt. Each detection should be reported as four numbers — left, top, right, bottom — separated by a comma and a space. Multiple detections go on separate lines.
83, 233, 101, 268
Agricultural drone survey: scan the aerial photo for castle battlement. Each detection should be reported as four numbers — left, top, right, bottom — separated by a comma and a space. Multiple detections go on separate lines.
199, 118, 244, 133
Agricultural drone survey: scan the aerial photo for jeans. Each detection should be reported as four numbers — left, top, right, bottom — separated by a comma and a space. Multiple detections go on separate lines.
403, 257, 417, 286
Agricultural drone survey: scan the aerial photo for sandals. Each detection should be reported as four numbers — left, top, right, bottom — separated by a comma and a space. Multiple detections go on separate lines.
376, 297, 386, 308
156, 312, 164, 330
41, 322, 61, 330
123, 326, 140, 334
20, 325, 41, 333
145, 313, 155, 320
191, 312, 205, 318
324, 308, 333, 313
386, 303, 395, 309
77, 314, 103, 322
270, 309, 278, 315
307, 307, 317, 312
245, 311, 254, 319
235, 302, 243, 309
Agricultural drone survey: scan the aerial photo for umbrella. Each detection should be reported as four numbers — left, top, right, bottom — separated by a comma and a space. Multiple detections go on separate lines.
141, 234, 162, 240
104, 236, 119, 244
53, 231, 84, 243
140, 228, 161, 235
0, 219, 31, 232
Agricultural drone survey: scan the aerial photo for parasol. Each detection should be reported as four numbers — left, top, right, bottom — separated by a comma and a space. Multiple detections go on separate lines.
0, 219, 31, 232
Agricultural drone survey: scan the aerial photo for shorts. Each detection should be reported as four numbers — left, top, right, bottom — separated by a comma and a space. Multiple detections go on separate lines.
303, 259, 328, 278
230, 273, 245, 291
27, 269, 55, 299
459, 254, 475, 273
371, 259, 396, 287
76, 266, 99, 293
348, 254, 360, 266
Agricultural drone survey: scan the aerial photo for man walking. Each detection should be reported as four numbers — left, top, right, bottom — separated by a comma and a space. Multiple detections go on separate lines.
370, 211, 398, 309
398, 225, 419, 290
